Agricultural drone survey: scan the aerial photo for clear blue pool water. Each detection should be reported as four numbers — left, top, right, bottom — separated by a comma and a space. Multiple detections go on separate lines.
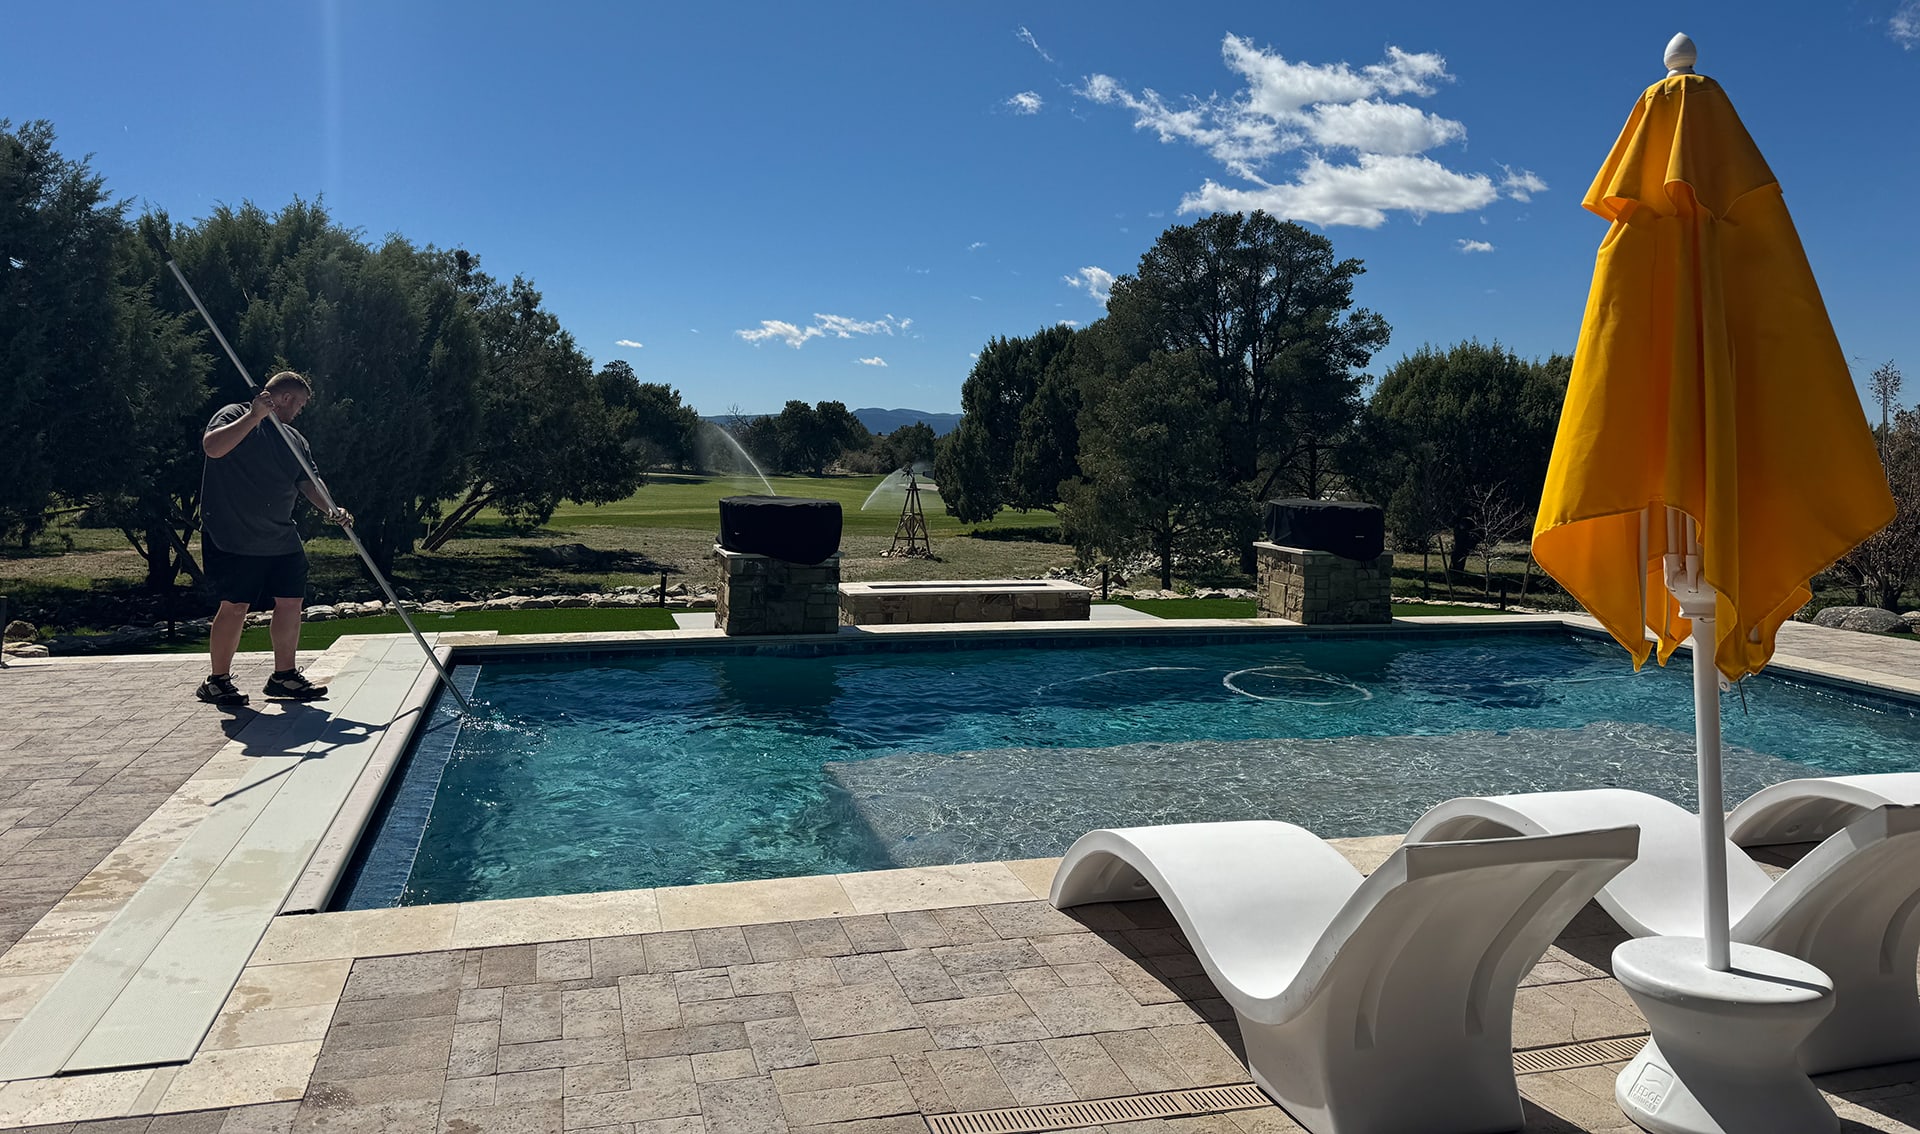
336, 630, 1920, 908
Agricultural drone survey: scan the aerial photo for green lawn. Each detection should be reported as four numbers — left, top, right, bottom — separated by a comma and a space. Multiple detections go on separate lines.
1389, 601, 1529, 617
1113, 598, 1259, 619
149, 606, 684, 653
548, 472, 1060, 539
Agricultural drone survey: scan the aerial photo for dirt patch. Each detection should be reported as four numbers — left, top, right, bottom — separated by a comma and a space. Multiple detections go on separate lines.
0, 546, 145, 584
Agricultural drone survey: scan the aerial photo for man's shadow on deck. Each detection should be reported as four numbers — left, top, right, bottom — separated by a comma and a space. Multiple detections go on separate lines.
213, 700, 397, 801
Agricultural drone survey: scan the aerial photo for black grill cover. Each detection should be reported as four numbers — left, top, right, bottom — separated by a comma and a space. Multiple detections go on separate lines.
718, 496, 842, 564
1262, 499, 1385, 562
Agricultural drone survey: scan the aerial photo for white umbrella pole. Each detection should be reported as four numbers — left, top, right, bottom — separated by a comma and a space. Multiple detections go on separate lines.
1688, 607, 1732, 970
1666, 508, 1731, 970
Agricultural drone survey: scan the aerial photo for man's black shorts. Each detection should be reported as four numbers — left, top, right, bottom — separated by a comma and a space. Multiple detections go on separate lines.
204, 539, 308, 610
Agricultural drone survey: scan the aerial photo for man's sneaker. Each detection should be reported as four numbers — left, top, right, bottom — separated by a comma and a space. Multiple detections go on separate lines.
196, 674, 249, 706
263, 669, 328, 700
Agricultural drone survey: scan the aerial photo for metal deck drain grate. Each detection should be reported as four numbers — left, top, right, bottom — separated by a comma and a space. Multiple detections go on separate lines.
926, 1083, 1269, 1133
927, 1037, 1650, 1132
1513, 1034, 1648, 1075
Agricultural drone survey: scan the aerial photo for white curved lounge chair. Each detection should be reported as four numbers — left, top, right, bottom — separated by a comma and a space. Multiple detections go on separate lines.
1728, 772, 1920, 846
1408, 788, 1920, 1074
1050, 820, 1636, 1134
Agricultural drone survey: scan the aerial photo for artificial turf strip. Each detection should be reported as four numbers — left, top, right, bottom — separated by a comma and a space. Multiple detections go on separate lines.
1388, 601, 1529, 617
147, 606, 685, 653
1112, 598, 1259, 618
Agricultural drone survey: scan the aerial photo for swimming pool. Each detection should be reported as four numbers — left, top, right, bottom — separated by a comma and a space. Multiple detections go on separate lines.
334, 627, 1920, 908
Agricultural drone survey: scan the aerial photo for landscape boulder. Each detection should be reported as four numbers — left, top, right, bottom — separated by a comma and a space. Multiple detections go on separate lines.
4, 620, 36, 641
1812, 605, 1910, 635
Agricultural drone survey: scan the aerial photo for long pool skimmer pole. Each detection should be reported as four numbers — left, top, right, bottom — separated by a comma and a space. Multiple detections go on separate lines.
162, 258, 473, 714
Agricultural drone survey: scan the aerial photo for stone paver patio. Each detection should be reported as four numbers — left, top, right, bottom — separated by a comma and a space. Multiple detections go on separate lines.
1, 620, 1918, 1133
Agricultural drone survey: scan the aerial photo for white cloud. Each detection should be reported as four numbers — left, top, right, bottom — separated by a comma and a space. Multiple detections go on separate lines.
614, 338, 643, 349
1306, 100, 1465, 155
1893, 1, 1920, 46
1082, 34, 1534, 228
1181, 154, 1497, 228
856, 356, 888, 367
1007, 91, 1043, 115
1059, 319, 1081, 328
1457, 239, 1495, 254
968, 241, 986, 251
735, 313, 909, 349
1063, 266, 1115, 305
1016, 26, 1054, 63
1499, 165, 1548, 201
737, 320, 821, 348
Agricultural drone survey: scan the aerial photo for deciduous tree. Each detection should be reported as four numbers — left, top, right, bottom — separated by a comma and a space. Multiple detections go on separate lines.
1840, 405, 1920, 610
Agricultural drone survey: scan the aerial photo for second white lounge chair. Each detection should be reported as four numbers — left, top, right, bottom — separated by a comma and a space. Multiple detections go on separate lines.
1050, 820, 1636, 1134
1728, 772, 1920, 846
1408, 788, 1920, 1074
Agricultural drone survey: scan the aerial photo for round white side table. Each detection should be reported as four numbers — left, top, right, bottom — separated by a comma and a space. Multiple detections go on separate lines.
1612, 936, 1837, 1134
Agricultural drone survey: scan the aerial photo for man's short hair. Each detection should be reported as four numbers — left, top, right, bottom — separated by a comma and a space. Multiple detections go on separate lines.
264, 371, 312, 396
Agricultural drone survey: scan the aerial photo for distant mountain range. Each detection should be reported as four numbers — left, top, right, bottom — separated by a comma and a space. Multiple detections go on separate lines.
703, 408, 963, 437
851, 408, 962, 436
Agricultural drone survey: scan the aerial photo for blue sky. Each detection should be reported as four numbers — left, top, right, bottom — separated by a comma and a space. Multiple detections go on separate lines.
9, 1, 1917, 415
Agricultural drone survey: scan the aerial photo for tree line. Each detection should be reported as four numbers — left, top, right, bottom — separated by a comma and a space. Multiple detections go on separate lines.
933, 211, 1569, 591
935, 211, 1916, 607
723, 402, 937, 478
2, 119, 704, 580
8, 117, 1910, 610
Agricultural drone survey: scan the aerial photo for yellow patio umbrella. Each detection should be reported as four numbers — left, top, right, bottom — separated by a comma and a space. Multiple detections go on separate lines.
1533, 36, 1894, 972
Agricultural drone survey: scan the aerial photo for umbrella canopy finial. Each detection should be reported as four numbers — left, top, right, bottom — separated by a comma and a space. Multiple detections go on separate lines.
1665, 33, 1697, 76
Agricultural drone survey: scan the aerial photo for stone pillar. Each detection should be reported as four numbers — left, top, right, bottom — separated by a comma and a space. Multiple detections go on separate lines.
1255, 542, 1393, 624
713, 546, 841, 635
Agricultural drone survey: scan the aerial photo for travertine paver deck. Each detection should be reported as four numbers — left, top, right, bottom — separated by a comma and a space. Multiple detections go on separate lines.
4, 894, 1920, 1133
0, 638, 426, 1078
0, 620, 1917, 1132
0, 655, 282, 957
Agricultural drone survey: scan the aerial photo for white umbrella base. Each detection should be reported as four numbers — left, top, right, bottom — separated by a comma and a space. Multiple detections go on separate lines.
1612, 936, 1836, 1134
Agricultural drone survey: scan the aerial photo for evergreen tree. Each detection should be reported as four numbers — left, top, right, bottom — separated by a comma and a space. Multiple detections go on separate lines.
935, 324, 1080, 521
422, 266, 635, 548
0, 120, 131, 544
1352, 341, 1569, 570
1060, 351, 1248, 588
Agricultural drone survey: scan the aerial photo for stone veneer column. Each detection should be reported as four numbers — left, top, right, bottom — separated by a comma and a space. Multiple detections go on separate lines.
1254, 541, 1394, 624
713, 546, 841, 635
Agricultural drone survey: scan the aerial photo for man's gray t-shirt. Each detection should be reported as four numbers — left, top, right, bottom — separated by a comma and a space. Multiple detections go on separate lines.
200, 403, 316, 556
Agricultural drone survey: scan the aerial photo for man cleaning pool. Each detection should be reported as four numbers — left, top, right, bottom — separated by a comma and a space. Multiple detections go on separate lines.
196, 370, 352, 707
